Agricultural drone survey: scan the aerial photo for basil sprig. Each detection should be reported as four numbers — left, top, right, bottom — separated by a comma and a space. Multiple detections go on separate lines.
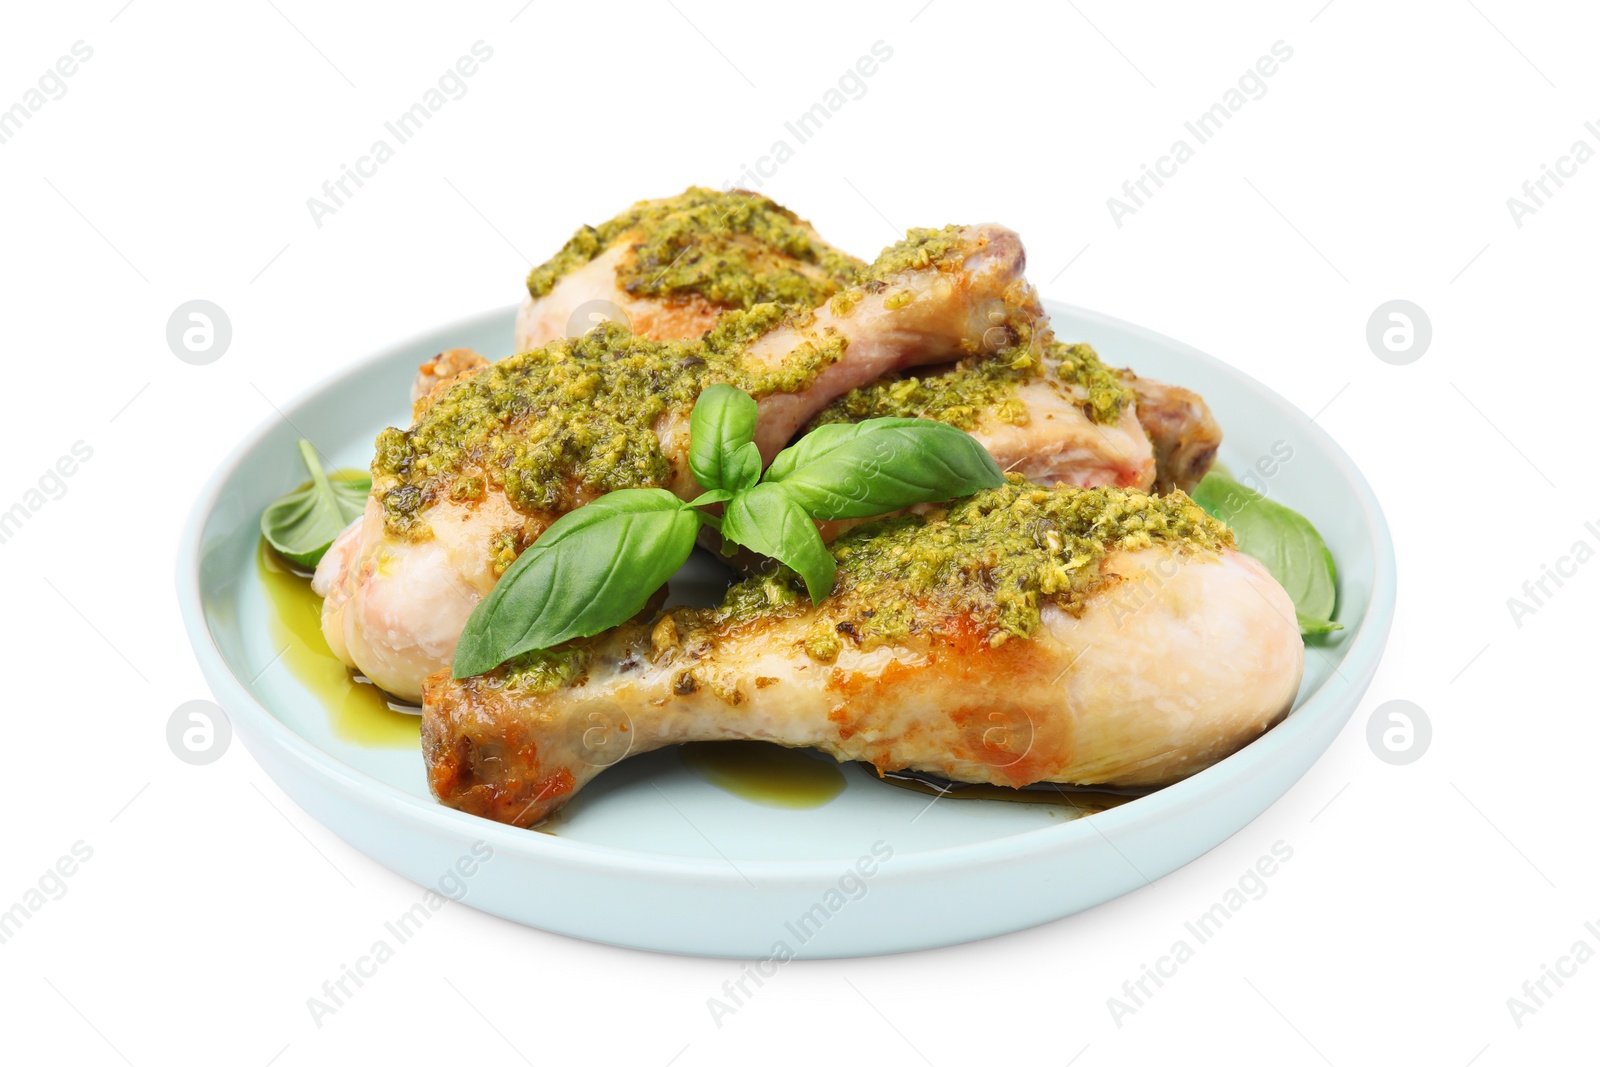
1191, 470, 1343, 636
260, 439, 371, 567
451, 386, 1004, 678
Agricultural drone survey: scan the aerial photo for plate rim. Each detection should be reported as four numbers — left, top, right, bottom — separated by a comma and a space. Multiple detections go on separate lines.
176, 299, 1396, 883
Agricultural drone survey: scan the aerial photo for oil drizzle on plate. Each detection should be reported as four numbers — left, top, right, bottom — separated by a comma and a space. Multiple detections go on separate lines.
679, 742, 847, 809
675, 742, 1149, 816
257, 537, 419, 748
870, 767, 1147, 816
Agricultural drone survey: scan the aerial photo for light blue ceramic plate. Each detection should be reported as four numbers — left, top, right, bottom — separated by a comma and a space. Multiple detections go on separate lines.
177, 301, 1394, 958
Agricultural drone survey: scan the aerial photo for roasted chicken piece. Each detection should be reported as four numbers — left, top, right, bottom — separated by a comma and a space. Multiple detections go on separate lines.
806, 349, 1223, 494
805, 341, 1154, 490
317, 224, 1041, 701
1127, 375, 1223, 493
514, 186, 864, 352
510, 188, 1217, 493
410, 348, 490, 416
422, 481, 1304, 826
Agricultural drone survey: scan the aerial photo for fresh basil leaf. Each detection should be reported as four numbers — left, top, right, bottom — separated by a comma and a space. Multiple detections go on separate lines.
260, 439, 371, 567
1191, 470, 1342, 636
720, 482, 836, 604
689, 383, 762, 494
687, 488, 734, 508
764, 419, 1005, 520
762, 417, 925, 483
451, 488, 699, 677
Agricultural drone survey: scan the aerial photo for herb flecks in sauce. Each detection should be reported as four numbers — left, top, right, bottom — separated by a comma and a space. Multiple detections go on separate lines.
857, 226, 970, 284
688, 478, 1232, 655
806, 340, 1133, 432
501, 645, 593, 693
1055, 342, 1132, 426
372, 317, 845, 537
526, 187, 863, 312
616, 478, 1232, 668
464, 480, 1230, 699
824, 478, 1229, 646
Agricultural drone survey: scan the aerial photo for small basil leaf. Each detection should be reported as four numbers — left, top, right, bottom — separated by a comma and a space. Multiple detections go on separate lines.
726, 443, 762, 493
451, 488, 699, 677
687, 488, 735, 508
1191, 470, 1343, 636
689, 383, 761, 494
720, 482, 836, 604
765, 420, 1005, 520
260, 439, 371, 567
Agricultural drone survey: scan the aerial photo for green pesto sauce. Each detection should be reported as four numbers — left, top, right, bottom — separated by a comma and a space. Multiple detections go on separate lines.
373, 315, 843, 536
501, 645, 590, 692
857, 225, 969, 284
497, 572, 808, 692
495, 480, 1230, 687
715, 477, 1233, 652
805, 340, 1133, 432
525, 187, 862, 311
1055, 342, 1131, 425
806, 350, 1040, 432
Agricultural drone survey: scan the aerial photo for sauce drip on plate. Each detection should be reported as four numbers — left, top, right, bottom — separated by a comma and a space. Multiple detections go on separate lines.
871, 767, 1147, 815
257, 538, 419, 748
679, 742, 847, 809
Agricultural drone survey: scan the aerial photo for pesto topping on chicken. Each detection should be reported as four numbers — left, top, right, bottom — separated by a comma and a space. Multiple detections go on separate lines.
856, 225, 970, 284
525, 186, 863, 312
493, 480, 1230, 688
373, 315, 844, 536
1056, 342, 1133, 425
806, 351, 1039, 432
701, 478, 1231, 653
499, 645, 592, 693
805, 340, 1133, 431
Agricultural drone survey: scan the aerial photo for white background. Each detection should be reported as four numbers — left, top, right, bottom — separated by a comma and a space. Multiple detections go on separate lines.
1, 1, 1596, 1063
